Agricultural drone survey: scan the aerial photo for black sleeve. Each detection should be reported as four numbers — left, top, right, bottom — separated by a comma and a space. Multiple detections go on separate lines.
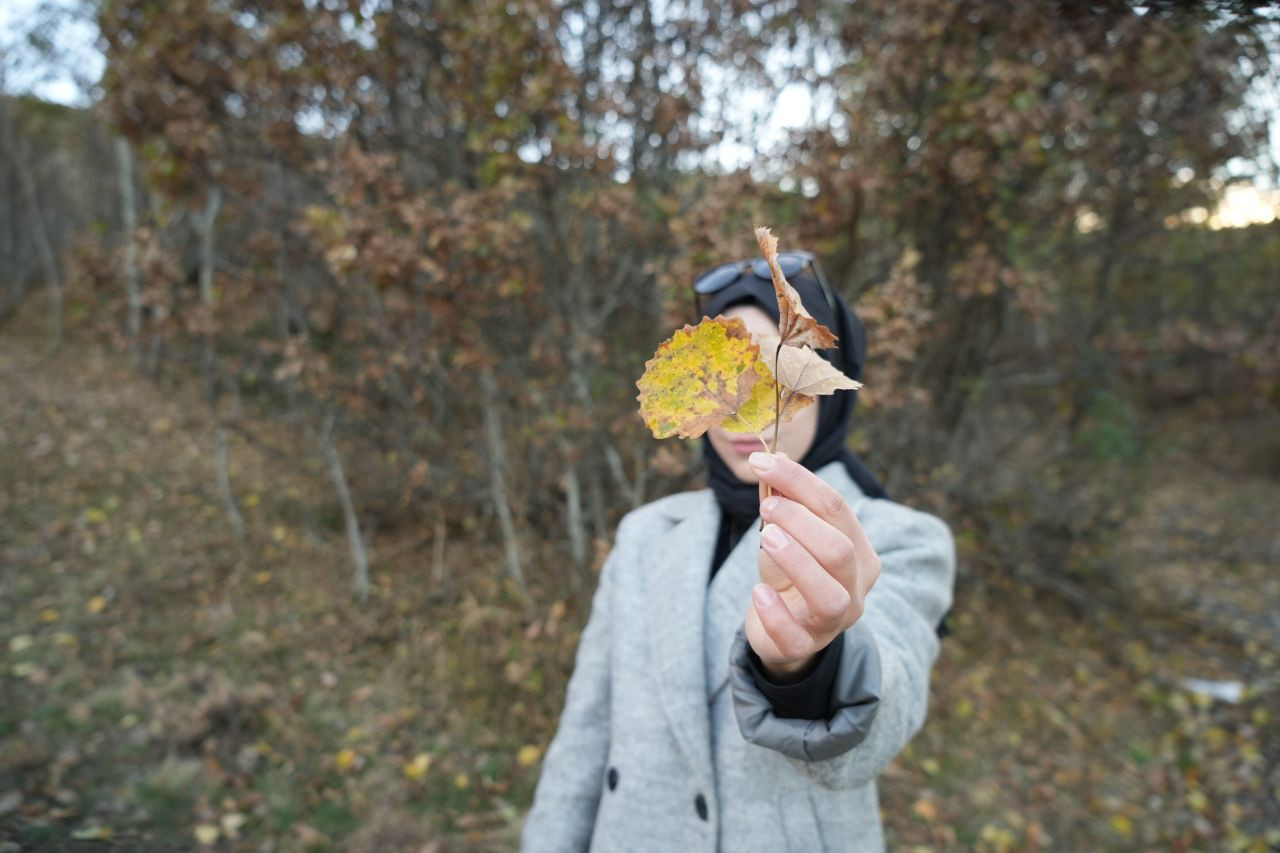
744, 631, 845, 720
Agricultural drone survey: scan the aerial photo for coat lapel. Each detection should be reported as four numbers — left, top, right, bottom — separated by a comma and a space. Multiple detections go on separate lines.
642, 489, 718, 780
704, 523, 761, 700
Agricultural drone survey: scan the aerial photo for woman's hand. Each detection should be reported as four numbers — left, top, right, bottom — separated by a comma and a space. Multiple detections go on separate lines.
744, 452, 881, 683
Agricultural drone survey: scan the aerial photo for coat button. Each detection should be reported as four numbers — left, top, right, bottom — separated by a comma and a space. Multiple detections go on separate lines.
694, 792, 708, 821
607, 767, 619, 791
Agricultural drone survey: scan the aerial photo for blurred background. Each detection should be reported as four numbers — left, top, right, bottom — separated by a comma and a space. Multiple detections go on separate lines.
1, 0, 1278, 849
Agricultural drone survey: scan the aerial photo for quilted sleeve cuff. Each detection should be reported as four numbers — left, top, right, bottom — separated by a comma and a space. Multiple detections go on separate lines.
745, 631, 844, 719
729, 620, 881, 761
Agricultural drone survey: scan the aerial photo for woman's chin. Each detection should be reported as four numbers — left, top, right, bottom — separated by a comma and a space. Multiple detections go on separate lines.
725, 457, 759, 484
708, 432, 768, 482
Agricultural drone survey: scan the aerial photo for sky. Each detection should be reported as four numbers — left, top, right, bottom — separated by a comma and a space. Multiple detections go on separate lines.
0, 0, 102, 105
1, 0, 1277, 227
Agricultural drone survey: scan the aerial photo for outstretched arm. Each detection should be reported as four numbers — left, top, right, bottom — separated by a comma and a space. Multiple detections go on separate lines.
731, 453, 955, 789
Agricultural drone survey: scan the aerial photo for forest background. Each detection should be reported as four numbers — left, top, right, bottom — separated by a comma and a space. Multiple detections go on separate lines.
1, 0, 1278, 849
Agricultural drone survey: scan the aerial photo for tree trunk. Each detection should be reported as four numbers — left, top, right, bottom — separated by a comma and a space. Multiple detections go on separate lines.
563, 456, 588, 580
114, 137, 142, 367
603, 442, 642, 510
215, 425, 246, 541
587, 465, 607, 546
269, 157, 301, 416
0, 97, 61, 352
479, 366, 529, 604
321, 415, 371, 604
0, 101, 19, 308
198, 183, 222, 400
431, 515, 448, 589
198, 184, 221, 308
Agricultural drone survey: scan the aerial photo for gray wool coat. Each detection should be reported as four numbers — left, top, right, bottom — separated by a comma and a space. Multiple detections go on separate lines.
521, 460, 956, 852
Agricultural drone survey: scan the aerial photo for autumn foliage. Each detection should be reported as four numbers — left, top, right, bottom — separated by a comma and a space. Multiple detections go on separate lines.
1, 0, 1278, 848
0, 1, 1267, 603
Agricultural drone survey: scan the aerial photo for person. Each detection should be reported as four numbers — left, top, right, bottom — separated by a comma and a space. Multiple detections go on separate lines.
521, 252, 956, 852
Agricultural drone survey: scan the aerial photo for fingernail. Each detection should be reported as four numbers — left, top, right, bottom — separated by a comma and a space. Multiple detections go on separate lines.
760, 495, 781, 516
748, 452, 776, 471
761, 524, 788, 551
753, 583, 778, 608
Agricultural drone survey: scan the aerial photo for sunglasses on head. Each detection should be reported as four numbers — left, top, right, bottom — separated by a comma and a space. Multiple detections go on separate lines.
692, 250, 845, 373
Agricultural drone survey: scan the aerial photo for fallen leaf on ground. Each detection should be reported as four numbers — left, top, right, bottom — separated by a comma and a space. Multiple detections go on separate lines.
405, 753, 432, 780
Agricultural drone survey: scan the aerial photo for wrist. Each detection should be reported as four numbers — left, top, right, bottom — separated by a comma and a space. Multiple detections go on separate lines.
759, 651, 820, 685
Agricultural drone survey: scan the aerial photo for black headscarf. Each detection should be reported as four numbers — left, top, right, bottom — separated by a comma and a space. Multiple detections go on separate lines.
699, 267, 888, 574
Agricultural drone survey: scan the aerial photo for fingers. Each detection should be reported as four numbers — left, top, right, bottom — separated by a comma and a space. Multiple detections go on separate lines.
751, 582, 816, 662
759, 494, 858, 594
760, 522, 858, 631
750, 451, 856, 532
750, 452, 881, 596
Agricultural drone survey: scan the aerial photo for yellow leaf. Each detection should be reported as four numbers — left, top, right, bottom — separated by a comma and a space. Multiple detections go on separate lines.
87, 596, 107, 614
979, 822, 1016, 852
516, 744, 543, 767
453, 772, 470, 790
252, 571, 272, 586
334, 748, 357, 772
220, 812, 246, 839
271, 526, 287, 542
404, 753, 432, 780
912, 798, 938, 821
9, 634, 33, 652
325, 243, 358, 267
194, 824, 220, 845
53, 631, 77, 647
721, 353, 814, 435
127, 527, 143, 545
39, 608, 59, 623
293, 822, 328, 845
244, 493, 260, 508
636, 316, 761, 439
85, 507, 108, 524
1109, 814, 1133, 837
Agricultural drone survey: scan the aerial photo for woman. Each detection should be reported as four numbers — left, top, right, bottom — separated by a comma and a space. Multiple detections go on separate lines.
521, 255, 955, 852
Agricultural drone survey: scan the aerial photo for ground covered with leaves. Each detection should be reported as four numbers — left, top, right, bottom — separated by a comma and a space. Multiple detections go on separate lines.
2, 320, 1277, 851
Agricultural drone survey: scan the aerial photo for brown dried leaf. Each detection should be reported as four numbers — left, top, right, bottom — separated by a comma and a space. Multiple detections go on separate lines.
720, 351, 815, 435
755, 334, 863, 397
754, 226, 838, 350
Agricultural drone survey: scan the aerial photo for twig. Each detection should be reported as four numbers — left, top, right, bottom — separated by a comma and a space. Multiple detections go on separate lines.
319, 413, 371, 604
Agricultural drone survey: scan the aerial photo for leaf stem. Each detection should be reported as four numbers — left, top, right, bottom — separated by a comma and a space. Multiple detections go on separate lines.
759, 338, 786, 529
730, 412, 769, 452
771, 338, 783, 456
